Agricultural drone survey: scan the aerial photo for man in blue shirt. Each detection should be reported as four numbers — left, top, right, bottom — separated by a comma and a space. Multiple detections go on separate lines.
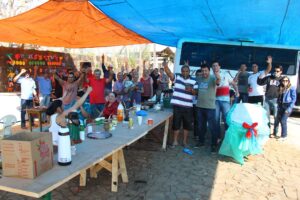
34, 66, 52, 122
13, 68, 38, 129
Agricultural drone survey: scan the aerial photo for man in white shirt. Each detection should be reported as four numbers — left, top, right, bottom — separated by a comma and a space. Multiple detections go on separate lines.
13, 69, 38, 129
212, 61, 239, 142
248, 63, 265, 105
248, 56, 272, 106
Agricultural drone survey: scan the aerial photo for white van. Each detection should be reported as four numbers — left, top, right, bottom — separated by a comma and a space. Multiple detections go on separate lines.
174, 38, 300, 112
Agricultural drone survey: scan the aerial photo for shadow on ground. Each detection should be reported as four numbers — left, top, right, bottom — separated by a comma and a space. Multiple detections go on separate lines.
0, 123, 220, 200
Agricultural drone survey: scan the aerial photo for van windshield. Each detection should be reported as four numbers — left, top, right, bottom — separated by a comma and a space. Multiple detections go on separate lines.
180, 42, 298, 75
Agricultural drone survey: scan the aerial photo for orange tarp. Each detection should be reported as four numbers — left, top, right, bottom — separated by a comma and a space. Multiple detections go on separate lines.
0, 0, 150, 48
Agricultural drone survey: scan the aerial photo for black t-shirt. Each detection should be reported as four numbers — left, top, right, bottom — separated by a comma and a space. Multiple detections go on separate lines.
257, 75, 282, 99
150, 72, 160, 90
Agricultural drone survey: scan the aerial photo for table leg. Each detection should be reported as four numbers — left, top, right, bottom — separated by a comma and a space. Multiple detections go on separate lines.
79, 170, 86, 186
39, 112, 43, 132
111, 151, 119, 192
118, 149, 128, 183
90, 166, 98, 178
162, 118, 170, 150
28, 113, 33, 132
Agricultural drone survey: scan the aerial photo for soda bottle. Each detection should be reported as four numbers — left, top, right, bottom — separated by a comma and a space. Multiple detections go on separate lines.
79, 123, 85, 141
128, 117, 133, 129
117, 102, 124, 122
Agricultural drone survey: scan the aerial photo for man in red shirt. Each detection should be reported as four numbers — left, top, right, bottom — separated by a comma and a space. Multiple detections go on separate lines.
86, 69, 114, 118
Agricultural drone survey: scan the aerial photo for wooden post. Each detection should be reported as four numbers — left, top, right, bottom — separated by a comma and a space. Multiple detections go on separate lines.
118, 149, 128, 183
28, 112, 33, 132
162, 118, 170, 150
89, 166, 97, 178
39, 112, 42, 132
111, 151, 119, 192
79, 170, 86, 186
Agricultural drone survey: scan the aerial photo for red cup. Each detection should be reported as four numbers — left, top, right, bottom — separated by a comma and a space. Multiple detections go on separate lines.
147, 118, 153, 126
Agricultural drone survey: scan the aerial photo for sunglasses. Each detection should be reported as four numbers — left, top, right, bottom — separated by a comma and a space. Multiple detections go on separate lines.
282, 79, 289, 82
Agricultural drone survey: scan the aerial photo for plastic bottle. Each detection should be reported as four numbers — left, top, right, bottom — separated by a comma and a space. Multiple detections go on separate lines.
79, 123, 85, 141
117, 102, 124, 122
133, 99, 137, 108
128, 117, 133, 129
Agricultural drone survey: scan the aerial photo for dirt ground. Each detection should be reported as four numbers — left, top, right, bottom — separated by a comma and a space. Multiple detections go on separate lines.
1, 114, 300, 200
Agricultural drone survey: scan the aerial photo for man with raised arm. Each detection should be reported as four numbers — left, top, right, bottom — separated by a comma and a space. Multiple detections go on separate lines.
85, 68, 114, 118
54, 68, 85, 110
257, 56, 283, 137
164, 61, 196, 148
13, 68, 38, 129
101, 54, 116, 95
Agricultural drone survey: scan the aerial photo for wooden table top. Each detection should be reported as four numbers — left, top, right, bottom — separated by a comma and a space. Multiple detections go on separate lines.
0, 109, 172, 198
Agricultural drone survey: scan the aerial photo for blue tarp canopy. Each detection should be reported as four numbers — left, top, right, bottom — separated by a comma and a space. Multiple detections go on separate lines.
91, 0, 300, 48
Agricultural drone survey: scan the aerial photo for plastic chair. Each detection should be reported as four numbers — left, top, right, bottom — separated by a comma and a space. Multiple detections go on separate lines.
0, 115, 17, 138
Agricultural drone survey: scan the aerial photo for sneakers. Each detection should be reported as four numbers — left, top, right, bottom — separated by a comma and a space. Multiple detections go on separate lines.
277, 137, 287, 142
21, 124, 27, 129
170, 141, 179, 148
193, 142, 205, 149
193, 136, 200, 141
269, 134, 276, 138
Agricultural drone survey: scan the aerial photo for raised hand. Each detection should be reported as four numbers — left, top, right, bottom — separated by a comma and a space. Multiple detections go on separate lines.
86, 86, 93, 93
20, 68, 27, 74
266, 56, 272, 64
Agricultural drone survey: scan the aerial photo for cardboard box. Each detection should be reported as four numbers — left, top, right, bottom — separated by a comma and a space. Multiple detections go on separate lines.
1, 132, 53, 179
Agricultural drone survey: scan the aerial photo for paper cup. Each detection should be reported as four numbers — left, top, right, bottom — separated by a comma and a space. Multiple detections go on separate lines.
147, 118, 153, 126
95, 118, 101, 125
137, 116, 143, 125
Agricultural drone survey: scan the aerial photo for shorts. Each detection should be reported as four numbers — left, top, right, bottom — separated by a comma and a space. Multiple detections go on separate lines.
248, 95, 264, 106
172, 105, 193, 131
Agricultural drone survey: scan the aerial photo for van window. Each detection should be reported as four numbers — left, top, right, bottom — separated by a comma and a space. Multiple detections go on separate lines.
180, 42, 298, 75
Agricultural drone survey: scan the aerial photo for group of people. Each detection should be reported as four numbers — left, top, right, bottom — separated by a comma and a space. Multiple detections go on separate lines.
13, 54, 296, 153
164, 56, 296, 153
13, 55, 170, 130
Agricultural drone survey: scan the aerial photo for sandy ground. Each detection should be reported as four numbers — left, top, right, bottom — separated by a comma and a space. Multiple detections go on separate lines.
0, 114, 300, 200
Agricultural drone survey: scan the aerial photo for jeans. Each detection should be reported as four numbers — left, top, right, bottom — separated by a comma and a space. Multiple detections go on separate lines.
91, 103, 105, 118
215, 100, 230, 139
63, 100, 76, 111
193, 105, 199, 137
21, 99, 33, 126
264, 97, 278, 123
274, 104, 291, 138
234, 92, 248, 103
39, 94, 51, 121
197, 107, 217, 147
